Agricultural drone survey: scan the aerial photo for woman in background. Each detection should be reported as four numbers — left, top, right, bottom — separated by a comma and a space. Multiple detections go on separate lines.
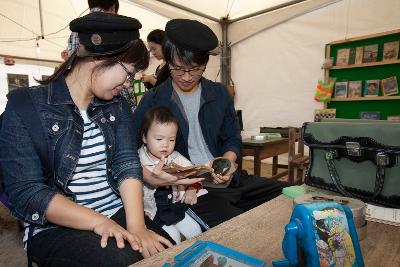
141, 29, 170, 89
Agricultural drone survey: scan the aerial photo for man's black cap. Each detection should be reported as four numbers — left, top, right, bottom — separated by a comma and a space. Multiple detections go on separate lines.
165, 19, 218, 52
70, 12, 141, 57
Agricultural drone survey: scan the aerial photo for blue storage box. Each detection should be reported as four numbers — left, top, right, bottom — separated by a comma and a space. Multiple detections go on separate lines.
162, 240, 268, 267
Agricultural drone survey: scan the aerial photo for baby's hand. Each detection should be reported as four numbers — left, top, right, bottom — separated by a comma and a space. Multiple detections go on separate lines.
181, 187, 197, 205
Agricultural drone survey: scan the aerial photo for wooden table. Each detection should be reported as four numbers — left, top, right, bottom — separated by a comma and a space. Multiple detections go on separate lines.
131, 195, 400, 267
240, 137, 289, 178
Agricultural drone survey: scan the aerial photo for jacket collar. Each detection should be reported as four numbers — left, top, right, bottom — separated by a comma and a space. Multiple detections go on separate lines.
48, 75, 119, 106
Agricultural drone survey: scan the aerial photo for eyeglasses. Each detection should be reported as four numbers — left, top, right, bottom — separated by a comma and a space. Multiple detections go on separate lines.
117, 61, 135, 83
169, 65, 205, 77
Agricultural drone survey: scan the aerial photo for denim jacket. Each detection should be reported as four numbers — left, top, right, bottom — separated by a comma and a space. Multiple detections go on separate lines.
0, 77, 142, 226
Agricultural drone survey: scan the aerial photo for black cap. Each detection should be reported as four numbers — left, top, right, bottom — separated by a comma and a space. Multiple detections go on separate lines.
70, 12, 141, 57
165, 19, 218, 52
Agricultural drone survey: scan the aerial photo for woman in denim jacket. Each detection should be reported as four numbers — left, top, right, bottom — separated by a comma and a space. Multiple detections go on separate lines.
0, 12, 173, 266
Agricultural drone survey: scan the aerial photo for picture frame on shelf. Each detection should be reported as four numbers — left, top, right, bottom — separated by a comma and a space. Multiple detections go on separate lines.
334, 81, 348, 98
363, 80, 380, 97
7, 73, 29, 92
359, 111, 380, 120
381, 76, 399, 96
355, 46, 364, 64
348, 47, 356, 65
382, 41, 399, 61
347, 81, 362, 98
362, 44, 379, 63
387, 115, 400, 121
336, 48, 350, 66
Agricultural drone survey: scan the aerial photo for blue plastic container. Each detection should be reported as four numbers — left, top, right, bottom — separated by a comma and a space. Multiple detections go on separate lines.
162, 240, 268, 267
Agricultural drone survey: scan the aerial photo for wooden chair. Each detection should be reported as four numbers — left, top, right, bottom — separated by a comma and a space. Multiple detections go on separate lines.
287, 127, 309, 184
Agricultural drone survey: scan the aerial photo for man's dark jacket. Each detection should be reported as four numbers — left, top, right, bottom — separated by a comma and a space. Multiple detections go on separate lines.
132, 77, 242, 184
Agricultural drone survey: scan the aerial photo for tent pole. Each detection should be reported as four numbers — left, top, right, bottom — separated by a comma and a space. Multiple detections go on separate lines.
229, 0, 306, 23
38, 0, 45, 38
220, 17, 231, 87
155, 0, 220, 23
0, 54, 62, 65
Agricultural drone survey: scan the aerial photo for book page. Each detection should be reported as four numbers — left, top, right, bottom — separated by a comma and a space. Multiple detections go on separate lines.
366, 203, 400, 226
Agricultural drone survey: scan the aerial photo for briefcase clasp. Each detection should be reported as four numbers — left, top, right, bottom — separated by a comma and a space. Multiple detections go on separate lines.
376, 152, 389, 166
346, 142, 361, 157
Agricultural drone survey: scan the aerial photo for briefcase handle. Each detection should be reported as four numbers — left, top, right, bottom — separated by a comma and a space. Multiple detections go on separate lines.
324, 150, 386, 201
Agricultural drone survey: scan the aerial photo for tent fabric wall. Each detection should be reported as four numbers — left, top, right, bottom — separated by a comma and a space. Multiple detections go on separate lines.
0, 0, 399, 132
228, 0, 341, 46
233, 0, 400, 133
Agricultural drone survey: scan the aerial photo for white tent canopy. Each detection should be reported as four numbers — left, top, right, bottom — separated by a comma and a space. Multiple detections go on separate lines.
0, 0, 170, 65
0, 0, 340, 64
1, 0, 399, 132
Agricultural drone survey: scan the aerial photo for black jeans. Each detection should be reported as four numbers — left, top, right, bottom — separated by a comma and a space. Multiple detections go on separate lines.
30, 208, 174, 267
191, 173, 290, 227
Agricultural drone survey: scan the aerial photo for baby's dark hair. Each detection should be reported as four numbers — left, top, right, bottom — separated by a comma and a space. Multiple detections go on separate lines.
140, 106, 178, 138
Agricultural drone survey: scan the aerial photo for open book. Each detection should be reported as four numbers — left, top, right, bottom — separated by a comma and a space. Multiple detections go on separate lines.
163, 157, 236, 179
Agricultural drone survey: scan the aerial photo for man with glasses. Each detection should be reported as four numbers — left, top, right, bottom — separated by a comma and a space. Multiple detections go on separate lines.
133, 19, 287, 228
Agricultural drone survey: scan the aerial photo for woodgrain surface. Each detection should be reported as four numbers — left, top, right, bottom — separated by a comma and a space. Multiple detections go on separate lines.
131, 195, 400, 267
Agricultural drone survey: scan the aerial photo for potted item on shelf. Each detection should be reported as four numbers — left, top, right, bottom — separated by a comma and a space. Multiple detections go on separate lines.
381, 76, 399, 96
363, 80, 380, 97
314, 80, 334, 102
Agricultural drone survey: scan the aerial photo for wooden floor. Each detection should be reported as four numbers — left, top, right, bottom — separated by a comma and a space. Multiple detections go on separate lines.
241, 159, 289, 181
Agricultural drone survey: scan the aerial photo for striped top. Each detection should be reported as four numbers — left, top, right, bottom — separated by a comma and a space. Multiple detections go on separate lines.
23, 110, 122, 247
68, 110, 122, 216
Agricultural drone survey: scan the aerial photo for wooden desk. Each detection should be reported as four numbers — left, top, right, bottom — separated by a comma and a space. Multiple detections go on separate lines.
240, 138, 289, 178
131, 195, 400, 267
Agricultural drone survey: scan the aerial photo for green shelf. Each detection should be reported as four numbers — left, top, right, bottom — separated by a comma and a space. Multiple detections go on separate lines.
325, 30, 400, 120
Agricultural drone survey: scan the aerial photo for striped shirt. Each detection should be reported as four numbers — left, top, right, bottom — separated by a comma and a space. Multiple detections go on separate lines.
23, 110, 122, 247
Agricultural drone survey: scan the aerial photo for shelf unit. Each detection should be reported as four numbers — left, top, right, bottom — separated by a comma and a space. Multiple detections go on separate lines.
330, 59, 400, 70
330, 95, 400, 102
324, 29, 400, 120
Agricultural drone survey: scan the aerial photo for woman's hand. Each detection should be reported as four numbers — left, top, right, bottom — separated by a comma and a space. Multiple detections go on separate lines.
128, 226, 173, 258
181, 187, 197, 205
92, 217, 141, 251
141, 74, 157, 86
143, 157, 204, 187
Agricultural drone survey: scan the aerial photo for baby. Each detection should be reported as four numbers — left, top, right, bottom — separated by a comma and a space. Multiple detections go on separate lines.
139, 106, 207, 243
